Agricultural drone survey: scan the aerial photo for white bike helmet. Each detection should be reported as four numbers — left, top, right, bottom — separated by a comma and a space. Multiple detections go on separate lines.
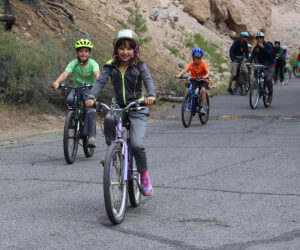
255, 32, 264, 38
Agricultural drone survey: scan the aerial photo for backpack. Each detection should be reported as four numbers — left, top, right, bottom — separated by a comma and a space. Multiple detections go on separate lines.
266, 41, 275, 60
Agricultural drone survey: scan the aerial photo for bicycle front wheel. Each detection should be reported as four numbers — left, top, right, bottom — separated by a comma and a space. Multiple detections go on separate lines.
263, 86, 272, 108
181, 93, 193, 128
249, 81, 259, 109
103, 143, 128, 225
199, 93, 210, 124
128, 156, 141, 207
63, 110, 79, 164
293, 66, 300, 78
282, 68, 290, 85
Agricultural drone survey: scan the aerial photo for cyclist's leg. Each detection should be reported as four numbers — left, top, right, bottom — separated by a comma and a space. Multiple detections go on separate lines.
279, 59, 284, 82
264, 66, 274, 100
228, 62, 238, 93
200, 81, 208, 108
128, 109, 152, 195
66, 89, 75, 106
274, 61, 279, 83
128, 109, 149, 174
82, 90, 96, 138
103, 112, 118, 146
241, 62, 249, 82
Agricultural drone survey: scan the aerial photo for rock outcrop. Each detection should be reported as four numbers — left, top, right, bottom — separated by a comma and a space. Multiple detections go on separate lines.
180, 0, 272, 37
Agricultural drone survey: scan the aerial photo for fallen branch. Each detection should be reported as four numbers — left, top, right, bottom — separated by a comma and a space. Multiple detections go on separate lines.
66, 0, 85, 10
36, 10, 57, 31
45, 0, 74, 21
158, 95, 183, 103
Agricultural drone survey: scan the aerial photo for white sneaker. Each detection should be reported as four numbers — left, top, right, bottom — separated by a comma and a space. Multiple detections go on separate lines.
87, 136, 96, 148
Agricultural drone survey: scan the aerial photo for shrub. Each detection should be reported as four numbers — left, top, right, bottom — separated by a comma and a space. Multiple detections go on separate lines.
167, 77, 185, 97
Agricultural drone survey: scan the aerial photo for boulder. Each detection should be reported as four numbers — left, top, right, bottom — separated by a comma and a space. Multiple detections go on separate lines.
181, 0, 211, 24
149, 8, 160, 21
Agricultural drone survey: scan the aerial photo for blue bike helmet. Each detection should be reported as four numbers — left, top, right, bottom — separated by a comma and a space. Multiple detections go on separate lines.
274, 40, 280, 44
241, 32, 249, 38
192, 48, 204, 57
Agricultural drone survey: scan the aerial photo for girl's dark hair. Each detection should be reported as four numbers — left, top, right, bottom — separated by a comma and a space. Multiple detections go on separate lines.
112, 39, 142, 67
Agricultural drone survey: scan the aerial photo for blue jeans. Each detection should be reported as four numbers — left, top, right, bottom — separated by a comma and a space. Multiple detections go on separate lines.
67, 89, 96, 137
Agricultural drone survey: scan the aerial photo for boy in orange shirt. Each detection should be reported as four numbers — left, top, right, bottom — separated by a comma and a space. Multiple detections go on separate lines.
176, 48, 210, 114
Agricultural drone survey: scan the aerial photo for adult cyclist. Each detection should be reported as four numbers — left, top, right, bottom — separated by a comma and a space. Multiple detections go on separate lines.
227, 32, 250, 94
248, 32, 274, 102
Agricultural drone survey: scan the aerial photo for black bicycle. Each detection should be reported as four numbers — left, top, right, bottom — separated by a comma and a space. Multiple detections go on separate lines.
178, 76, 210, 128
249, 65, 272, 109
59, 84, 94, 164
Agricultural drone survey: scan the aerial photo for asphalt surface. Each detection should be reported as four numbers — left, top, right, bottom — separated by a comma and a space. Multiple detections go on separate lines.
0, 78, 300, 249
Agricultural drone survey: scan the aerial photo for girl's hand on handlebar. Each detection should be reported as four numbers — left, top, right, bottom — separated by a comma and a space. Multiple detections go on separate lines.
145, 97, 155, 106
85, 99, 94, 108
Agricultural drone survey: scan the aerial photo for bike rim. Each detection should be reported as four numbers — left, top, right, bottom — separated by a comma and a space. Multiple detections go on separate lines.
183, 96, 192, 121
250, 88, 259, 107
110, 152, 127, 217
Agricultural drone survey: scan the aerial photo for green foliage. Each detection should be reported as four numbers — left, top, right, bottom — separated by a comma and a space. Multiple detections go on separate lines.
289, 53, 298, 66
167, 46, 179, 57
167, 77, 186, 97
126, 2, 151, 45
169, 22, 176, 30
0, 29, 112, 109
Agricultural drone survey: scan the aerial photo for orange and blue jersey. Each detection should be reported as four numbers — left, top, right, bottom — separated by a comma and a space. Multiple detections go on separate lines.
185, 61, 210, 83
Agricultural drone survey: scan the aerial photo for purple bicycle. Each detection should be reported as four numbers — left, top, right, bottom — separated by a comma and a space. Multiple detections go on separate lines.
95, 101, 147, 224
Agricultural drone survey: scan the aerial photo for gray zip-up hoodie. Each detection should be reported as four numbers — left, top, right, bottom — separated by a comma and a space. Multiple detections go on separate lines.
90, 60, 156, 107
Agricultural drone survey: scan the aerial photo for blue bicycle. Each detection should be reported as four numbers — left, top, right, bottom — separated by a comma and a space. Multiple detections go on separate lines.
179, 76, 210, 128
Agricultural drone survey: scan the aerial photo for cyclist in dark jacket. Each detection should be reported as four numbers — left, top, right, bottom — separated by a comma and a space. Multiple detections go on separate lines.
248, 32, 274, 102
273, 40, 285, 84
228, 32, 250, 94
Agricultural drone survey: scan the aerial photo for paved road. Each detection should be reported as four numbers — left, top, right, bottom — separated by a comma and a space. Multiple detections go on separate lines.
0, 78, 299, 249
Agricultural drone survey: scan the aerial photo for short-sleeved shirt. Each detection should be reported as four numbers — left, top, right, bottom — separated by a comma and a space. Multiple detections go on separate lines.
185, 60, 210, 82
65, 58, 100, 87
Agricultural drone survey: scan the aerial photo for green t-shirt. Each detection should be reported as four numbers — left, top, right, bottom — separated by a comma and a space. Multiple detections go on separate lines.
65, 58, 100, 87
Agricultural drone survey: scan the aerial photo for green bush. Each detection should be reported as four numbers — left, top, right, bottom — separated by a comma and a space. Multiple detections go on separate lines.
167, 77, 185, 97
289, 53, 298, 66
0, 29, 113, 109
167, 46, 179, 57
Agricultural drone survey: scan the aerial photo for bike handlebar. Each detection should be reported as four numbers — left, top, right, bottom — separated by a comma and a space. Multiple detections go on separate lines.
58, 83, 92, 90
93, 100, 156, 113
176, 76, 209, 81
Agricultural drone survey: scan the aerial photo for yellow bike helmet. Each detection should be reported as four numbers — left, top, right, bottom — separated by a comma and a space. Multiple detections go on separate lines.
74, 38, 93, 50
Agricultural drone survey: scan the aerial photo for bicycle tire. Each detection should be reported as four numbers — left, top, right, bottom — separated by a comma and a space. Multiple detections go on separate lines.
181, 93, 193, 128
83, 138, 94, 158
293, 66, 300, 78
103, 143, 128, 225
282, 68, 289, 85
199, 93, 210, 124
63, 110, 79, 164
263, 85, 272, 108
249, 81, 259, 109
128, 156, 141, 207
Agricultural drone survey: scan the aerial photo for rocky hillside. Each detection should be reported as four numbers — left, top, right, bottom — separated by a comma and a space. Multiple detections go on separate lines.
3, 0, 300, 91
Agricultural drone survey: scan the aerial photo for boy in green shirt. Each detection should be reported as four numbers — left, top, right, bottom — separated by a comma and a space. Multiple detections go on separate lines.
52, 38, 100, 148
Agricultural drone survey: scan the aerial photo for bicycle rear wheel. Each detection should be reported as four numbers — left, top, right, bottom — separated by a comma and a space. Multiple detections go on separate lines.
249, 81, 259, 109
83, 138, 94, 158
63, 110, 79, 164
293, 66, 300, 78
199, 93, 210, 124
181, 93, 193, 128
128, 156, 141, 207
103, 143, 128, 225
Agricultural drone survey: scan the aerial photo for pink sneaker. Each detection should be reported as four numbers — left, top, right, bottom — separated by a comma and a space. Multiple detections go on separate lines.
141, 175, 153, 196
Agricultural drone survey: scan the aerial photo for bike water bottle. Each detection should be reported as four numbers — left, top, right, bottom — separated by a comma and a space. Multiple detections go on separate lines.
194, 87, 199, 96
